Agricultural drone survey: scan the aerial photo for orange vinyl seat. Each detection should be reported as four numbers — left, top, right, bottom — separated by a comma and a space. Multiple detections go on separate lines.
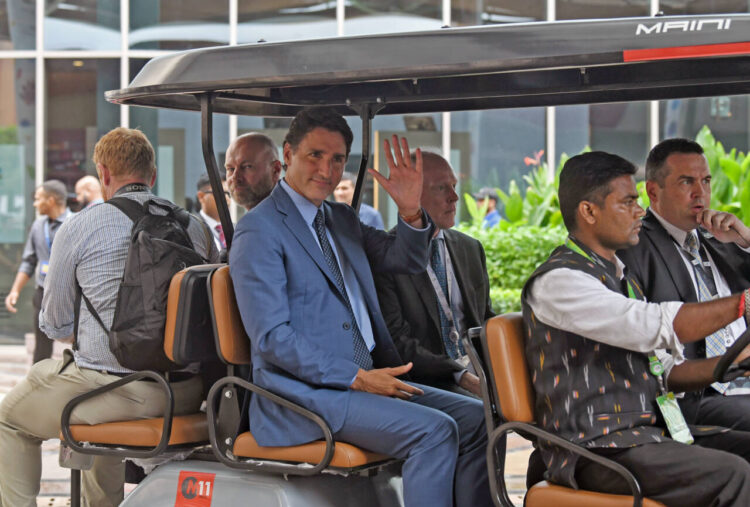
233, 432, 389, 468
467, 313, 665, 507
60, 264, 224, 507
207, 265, 393, 474
67, 413, 208, 448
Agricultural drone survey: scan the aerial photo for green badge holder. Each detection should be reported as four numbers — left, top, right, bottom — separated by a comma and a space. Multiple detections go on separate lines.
656, 392, 694, 444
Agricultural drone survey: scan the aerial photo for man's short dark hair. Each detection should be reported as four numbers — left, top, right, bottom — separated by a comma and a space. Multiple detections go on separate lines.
645, 138, 704, 186
559, 151, 637, 232
340, 172, 356, 184
40, 180, 68, 206
283, 108, 354, 157
196, 172, 225, 192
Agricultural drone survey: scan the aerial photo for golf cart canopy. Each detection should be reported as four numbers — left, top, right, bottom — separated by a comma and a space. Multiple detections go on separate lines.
107, 14, 750, 117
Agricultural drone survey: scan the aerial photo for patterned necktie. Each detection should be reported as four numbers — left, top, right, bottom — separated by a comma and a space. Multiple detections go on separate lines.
430, 238, 463, 359
215, 224, 226, 249
313, 210, 373, 370
684, 233, 729, 393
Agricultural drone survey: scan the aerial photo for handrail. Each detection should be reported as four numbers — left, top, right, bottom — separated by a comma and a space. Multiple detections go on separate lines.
60, 370, 175, 459
206, 376, 337, 476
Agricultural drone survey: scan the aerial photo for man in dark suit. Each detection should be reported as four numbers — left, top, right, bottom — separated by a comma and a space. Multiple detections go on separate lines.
619, 138, 750, 430
375, 152, 494, 396
230, 108, 491, 507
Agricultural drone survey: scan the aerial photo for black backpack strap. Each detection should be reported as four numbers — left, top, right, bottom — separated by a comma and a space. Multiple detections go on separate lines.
73, 267, 111, 348
107, 196, 147, 223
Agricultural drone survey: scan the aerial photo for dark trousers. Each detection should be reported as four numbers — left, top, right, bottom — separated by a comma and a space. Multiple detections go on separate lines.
680, 389, 750, 432
575, 431, 750, 507
32, 287, 53, 364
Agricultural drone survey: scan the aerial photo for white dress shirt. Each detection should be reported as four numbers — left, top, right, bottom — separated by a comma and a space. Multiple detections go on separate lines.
526, 252, 685, 378
651, 209, 750, 394
199, 209, 224, 251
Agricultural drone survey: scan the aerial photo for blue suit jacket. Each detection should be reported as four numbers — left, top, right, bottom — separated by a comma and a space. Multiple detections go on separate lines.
229, 184, 434, 446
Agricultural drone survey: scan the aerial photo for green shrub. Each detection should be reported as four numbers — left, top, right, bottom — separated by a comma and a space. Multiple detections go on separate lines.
455, 222, 566, 313
458, 126, 748, 314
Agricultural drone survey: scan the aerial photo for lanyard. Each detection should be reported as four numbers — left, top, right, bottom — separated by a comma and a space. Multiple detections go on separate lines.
43, 220, 52, 251
114, 183, 150, 196
426, 239, 461, 344
565, 237, 667, 392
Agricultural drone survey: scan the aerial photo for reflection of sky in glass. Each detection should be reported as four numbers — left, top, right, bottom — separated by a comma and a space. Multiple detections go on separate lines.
43, 14, 445, 50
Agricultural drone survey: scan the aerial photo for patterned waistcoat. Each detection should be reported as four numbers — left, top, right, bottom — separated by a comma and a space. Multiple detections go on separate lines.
521, 243, 669, 488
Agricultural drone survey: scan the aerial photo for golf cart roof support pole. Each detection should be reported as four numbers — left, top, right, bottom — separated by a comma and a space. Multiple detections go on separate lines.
201, 93, 234, 251
349, 102, 385, 213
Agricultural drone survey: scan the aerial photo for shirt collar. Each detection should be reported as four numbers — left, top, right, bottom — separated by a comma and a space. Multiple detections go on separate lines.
280, 178, 323, 227
49, 208, 72, 224
650, 207, 696, 248
199, 209, 220, 230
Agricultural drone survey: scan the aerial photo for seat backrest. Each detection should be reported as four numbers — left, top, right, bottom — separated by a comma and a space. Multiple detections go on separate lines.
483, 313, 536, 423
164, 264, 224, 365
208, 265, 251, 365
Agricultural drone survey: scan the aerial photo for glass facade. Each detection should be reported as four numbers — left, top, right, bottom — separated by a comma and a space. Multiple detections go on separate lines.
0, 0, 748, 341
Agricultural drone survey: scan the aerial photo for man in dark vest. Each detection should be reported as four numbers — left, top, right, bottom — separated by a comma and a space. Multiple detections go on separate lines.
619, 138, 750, 431
522, 151, 750, 506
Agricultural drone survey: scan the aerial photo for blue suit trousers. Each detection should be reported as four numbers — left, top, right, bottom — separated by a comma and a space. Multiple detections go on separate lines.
334, 383, 493, 507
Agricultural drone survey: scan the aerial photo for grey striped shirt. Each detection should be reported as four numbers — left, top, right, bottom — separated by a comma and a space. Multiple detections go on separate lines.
18, 209, 72, 288
39, 191, 219, 373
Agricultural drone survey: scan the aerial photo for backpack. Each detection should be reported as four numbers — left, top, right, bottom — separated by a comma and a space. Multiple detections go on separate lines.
77, 197, 208, 371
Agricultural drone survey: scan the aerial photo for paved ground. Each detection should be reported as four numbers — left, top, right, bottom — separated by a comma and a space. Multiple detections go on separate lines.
0, 340, 534, 506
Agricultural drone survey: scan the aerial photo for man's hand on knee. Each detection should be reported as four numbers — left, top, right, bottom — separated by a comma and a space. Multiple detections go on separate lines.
350, 362, 424, 399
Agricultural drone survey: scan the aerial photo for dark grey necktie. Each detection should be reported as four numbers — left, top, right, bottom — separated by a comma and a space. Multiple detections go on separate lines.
313, 209, 373, 370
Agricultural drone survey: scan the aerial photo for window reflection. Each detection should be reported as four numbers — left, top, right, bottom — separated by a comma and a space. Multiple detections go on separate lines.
452, 109, 545, 222
557, 103, 650, 168
237, 0, 336, 43
44, 0, 120, 50
452, 0, 545, 26
45, 59, 120, 190
557, 0, 649, 20
1, 0, 35, 50
660, 0, 749, 15
0, 57, 35, 340
660, 97, 749, 152
344, 0, 442, 35
129, 0, 228, 50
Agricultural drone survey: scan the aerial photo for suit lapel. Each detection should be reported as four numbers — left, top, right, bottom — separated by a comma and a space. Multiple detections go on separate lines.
272, 187, 339, 290
643, 210, 697, 302
444, 230, 480, 326
412, 270, 442, 332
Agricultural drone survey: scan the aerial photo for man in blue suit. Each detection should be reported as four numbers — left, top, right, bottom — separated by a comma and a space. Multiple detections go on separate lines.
230, 108, 491, 507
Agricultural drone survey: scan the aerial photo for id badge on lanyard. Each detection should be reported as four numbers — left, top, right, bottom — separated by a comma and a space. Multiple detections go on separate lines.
566, 237, 694, 444
40, 221, 52, 281
426, 243, 465, 358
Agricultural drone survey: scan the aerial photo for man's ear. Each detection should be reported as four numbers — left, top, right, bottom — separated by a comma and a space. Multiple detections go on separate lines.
150, 171, 157, 188
97, 163, 111, 186
645, 180, 659, 205
272, 159, 283, 178
283, 142, 293, 168
578, 200, 598, 226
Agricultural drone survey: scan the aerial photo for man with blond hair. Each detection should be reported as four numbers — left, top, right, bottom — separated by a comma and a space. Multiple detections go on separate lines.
0, 127, 218, 507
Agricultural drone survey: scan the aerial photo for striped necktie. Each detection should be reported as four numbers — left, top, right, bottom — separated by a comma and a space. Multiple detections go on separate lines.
684, 233, 730, 393
430, 238, 464, 359
313, 210, 373, 370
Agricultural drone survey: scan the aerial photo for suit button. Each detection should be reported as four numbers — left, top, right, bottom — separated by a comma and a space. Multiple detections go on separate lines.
343, 322, 351, 330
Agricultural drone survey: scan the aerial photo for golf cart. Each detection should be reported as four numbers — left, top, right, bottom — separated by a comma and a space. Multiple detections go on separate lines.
58, 12, 750, 507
